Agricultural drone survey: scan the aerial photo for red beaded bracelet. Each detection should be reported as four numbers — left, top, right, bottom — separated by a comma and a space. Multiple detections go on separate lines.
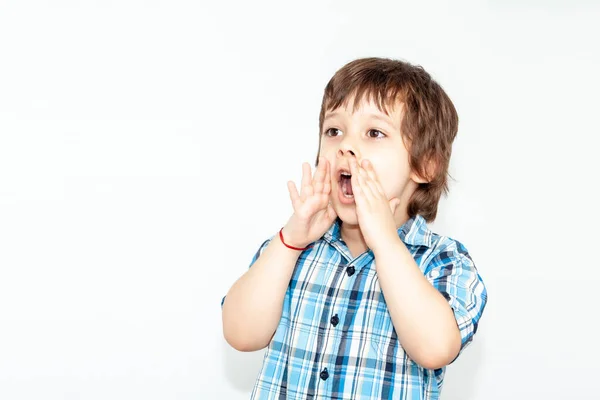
279, 227, 313, 251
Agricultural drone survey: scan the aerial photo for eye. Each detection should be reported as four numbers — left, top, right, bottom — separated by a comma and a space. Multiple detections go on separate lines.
324, 128, 342, 137
367, 129, 386, 139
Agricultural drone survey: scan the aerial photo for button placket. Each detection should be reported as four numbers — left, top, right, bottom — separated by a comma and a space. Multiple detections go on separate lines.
316, 260, 355, 386
330, 262, 349, 329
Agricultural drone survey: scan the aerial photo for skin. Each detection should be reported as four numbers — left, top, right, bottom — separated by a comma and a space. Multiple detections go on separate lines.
222, 95, 461, 370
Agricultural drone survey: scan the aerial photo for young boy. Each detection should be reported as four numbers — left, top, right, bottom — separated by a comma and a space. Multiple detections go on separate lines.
221, 57, 487, 399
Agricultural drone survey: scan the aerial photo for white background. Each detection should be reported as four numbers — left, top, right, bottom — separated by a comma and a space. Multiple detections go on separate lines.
1, 1, 599, 399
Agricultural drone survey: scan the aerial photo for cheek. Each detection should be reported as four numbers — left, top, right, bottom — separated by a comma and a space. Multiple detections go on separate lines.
374, 169, 395, 195
371, 161, 406, 197
319, 140, 334, 152
319, 145, 336, 161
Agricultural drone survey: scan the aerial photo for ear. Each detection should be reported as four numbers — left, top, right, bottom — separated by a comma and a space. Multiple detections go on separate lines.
410, 158, 437, 184
410, 170, 429, 184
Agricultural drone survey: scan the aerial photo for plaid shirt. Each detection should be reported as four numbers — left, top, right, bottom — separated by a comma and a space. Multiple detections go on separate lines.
223, 215, 487, 399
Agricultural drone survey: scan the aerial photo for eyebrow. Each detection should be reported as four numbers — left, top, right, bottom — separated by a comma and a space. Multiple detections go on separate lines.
324, 111, 397, 129
368, 113, 396, 127
322, 112, 340, 123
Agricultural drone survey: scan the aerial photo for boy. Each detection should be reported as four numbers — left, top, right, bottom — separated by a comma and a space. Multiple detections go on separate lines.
221, 57, 487, 399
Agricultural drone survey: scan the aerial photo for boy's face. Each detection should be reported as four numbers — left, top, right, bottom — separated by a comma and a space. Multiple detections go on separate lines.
319, 95, 425, 227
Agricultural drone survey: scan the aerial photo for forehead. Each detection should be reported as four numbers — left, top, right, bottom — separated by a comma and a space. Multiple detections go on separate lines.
323, 92, 404, 122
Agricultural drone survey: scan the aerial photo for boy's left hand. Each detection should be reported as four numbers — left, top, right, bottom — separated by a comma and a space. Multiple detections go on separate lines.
349, 158, 401, 252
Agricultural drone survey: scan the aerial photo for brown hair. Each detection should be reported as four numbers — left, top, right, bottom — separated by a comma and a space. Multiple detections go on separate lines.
316, 57, 459, 222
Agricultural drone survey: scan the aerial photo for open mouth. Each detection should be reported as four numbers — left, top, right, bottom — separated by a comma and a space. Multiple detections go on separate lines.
339, 171, 354, 198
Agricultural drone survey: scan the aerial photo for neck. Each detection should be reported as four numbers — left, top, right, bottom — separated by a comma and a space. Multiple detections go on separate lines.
340, 207, 410, 251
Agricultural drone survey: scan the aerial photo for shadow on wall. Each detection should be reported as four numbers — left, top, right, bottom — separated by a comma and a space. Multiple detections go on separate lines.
222, 340, 266, 393
441, 333, 486, 400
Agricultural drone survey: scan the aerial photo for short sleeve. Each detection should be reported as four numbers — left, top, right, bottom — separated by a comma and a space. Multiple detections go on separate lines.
424, 242, 488, 361
220, 236, 274, 308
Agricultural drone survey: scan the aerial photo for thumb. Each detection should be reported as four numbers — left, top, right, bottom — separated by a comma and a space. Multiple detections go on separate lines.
389, 198, 400, 214
326, 202, 338, 223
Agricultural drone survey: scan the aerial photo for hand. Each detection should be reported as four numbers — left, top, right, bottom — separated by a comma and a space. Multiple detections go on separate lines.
349, 158, 401, 252
283, 157, 338, 249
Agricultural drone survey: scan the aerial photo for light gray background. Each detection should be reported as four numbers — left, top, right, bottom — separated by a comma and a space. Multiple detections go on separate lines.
1, 1, 598, 399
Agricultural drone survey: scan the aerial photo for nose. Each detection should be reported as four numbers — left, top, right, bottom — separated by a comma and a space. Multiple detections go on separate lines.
337, 138, 359, 159
338, 148, 355, 157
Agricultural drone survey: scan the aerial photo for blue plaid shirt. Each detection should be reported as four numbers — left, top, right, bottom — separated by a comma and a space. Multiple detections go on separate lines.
223, 215, 487, 399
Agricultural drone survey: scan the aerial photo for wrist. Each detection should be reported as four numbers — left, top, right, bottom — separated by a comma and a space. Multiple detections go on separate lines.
280, 226, 312, 251
370, 231, 401, 255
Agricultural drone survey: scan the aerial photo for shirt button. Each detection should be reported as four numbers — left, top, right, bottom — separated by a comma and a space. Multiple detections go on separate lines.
346, 266, 355, 276
330, 314, 339, 327
320, 368, 329, 381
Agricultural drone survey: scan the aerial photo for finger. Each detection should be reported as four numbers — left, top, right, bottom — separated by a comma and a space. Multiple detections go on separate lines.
361, 167, 381, 199
350, 159, 368, 203
389, 197, 400, 214
313, 157, 326, 194
323, 160, 331, 194
300, 162, 313, 198
312, 156, 326, 181
353, 160, 375, 200
361, 159, 385, 196
304, 192, 326, 216
287, 181, 300, 209
326, 203, 338, 223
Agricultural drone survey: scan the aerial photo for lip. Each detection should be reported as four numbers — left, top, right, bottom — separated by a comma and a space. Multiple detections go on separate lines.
334, 162, 355, 205
334, 164, 351, 181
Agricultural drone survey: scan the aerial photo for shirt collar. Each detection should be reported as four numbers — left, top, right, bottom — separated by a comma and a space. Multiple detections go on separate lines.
398, 214, 433, 247
323, 217, 343, 244
323, 214, 433, 248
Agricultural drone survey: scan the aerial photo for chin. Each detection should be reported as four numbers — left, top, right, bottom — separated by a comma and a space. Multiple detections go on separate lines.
333, 204, 359, 227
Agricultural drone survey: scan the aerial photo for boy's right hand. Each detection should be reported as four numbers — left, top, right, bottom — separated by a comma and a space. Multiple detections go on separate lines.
283, 157, 337, 249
